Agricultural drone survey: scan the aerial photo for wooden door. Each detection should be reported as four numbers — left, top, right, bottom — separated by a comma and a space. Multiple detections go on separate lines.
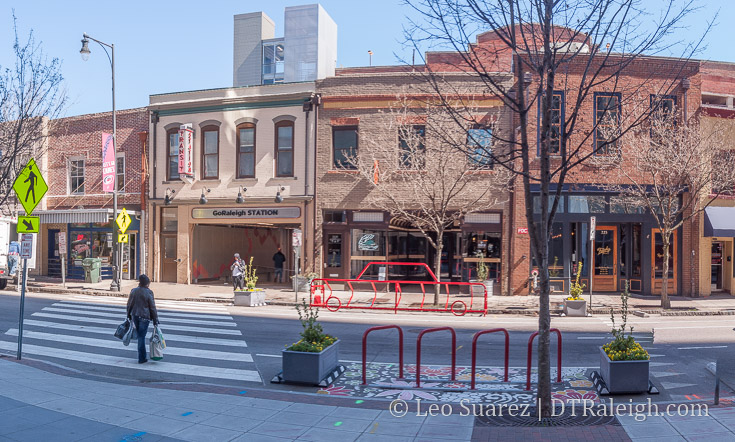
161, 233, 177, 283
651, 229, 677, 295
593, 226, 617, 292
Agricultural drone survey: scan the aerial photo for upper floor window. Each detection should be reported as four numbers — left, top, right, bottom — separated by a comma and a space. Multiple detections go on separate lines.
594, 92, 621, 155
262, 42, 284, 84
538, 91, 564, 155
467, 126, 493, 169
166, 129, 180, 181
116, 153, 125, 191
650, 94, 677, 119
68, 157, 85, 195
333, 126, 358, 169
237, 123, 256, 178
399, 125, 425, 169
201, 126, 219, 179
275, 121, 294, 177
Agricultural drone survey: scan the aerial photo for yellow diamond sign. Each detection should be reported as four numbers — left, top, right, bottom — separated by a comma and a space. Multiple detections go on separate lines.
13, 159, 48, 215
116, 208, 131, 234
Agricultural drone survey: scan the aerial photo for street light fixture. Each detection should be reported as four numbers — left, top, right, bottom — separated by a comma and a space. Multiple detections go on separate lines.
164, 188, 176, 205
235, 186, 246, 204
274, 186, 285, 203
199, 188, 211, 205
80, 32, 120, 292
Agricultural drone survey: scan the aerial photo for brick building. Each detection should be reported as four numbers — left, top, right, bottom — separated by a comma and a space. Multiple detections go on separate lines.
314, 70, 514, 295
34, 107, 149, 280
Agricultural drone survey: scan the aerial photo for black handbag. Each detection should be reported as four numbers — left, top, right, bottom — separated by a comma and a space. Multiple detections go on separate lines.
114, 319, 130, 340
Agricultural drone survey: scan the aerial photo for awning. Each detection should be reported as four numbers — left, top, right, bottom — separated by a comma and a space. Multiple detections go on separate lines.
704, 207, 735, 237
22, 209, 138, 224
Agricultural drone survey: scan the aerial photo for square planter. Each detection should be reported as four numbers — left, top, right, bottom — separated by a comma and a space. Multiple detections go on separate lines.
234, 290, 265, 306
470, 280, 493, 297
599, 347, 650, 394
293, 276, 312, 292
282, 340, 340, 385
563, 299, 587, 317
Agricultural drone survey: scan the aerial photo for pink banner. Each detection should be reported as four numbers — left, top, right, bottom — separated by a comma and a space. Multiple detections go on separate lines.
102, 132, 115, 192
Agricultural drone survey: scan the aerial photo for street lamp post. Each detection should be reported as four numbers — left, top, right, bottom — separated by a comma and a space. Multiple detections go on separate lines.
80, 33, 120, 292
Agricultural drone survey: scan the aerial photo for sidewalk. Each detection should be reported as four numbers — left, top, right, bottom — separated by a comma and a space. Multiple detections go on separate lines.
20, 276, 735, 316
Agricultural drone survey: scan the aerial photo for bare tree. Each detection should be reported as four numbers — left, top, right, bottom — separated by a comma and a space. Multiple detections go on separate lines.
600, 110, 735, 308
404, 0, 703, 416
0, 14, 67, 214
340, 96, 511, 305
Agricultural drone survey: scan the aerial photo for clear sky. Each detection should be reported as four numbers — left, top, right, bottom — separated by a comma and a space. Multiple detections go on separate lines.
0, 1, 731, 117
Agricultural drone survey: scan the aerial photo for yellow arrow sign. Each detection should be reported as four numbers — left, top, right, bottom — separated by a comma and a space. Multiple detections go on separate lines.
118, 233, 129, 243
13, 159, 48, 215
17, 216, 40, 234
116, 208, 131, 234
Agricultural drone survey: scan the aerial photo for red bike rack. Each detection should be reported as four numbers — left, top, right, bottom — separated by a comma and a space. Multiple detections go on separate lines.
416, 327, 456, 388
525, 328, 562, 390
362, 325, 404, 385
470, 328, 509, 389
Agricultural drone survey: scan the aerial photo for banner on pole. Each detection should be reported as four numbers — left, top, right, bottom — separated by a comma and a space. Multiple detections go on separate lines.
102, 132, 116, 192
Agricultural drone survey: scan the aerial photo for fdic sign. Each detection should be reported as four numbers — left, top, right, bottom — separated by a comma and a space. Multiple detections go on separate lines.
191, 207, 301, 219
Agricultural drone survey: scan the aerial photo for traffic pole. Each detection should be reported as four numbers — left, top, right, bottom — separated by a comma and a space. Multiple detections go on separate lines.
17, 258, 28, 360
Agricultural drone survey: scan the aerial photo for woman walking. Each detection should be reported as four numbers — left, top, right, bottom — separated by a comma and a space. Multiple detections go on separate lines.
126, 274, 159, 364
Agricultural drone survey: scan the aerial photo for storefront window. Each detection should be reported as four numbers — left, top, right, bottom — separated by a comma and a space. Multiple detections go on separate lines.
571, 223, 590, 277
569, 195, 606, 213
162, 208, 177, 232
351, 229, 385, 278
70, 232, 91, 266
92, 232, 113, 265
594, 228, 615, 276
619, 225, 627, 277
533, 195, 564, 214
464, 232, 501, 259
610, 196, 646, 214
632, 224, 642, 277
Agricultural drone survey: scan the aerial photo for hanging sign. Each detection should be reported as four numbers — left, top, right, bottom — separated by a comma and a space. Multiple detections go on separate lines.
178, 124, 194, 181
101, 132, 116, 192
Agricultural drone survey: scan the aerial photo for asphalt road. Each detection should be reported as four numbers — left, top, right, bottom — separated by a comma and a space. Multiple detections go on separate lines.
0, 290, 733, 403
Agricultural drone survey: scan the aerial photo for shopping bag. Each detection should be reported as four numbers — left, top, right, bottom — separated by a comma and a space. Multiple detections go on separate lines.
114, 319, 130, 340
149, 325, 164, 361
122, 321, 137, 346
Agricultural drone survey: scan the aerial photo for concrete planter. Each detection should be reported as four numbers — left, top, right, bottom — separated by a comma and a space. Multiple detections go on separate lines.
293, 276, 311, 292
470, 280, 492, 297
563, 299, 587, 317
599, 347, 649, 394
234, 289, 266, 306
282, 340, 340, 385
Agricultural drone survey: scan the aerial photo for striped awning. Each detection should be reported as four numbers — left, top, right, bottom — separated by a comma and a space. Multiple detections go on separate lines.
22, 209, 138, 224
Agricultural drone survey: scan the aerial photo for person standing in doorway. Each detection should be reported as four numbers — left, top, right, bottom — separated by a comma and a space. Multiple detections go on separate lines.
126, 274, 159, 364
273, 247, 286, 283
231, 253, 245, 290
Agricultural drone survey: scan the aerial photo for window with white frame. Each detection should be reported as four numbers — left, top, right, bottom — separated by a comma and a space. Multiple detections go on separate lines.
116, 153, 125, 191
69, 157, 85, 195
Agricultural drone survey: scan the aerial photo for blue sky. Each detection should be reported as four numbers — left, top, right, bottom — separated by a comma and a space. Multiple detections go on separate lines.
0, 1, 731, 117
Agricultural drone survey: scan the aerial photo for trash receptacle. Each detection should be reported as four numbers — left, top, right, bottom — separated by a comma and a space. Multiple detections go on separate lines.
82, 257, 102, 283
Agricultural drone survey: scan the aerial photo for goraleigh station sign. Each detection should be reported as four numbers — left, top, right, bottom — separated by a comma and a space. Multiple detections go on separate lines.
191, 207, 301, 219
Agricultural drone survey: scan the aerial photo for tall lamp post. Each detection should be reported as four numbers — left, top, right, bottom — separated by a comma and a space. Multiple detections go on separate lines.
80, 33, 120, 292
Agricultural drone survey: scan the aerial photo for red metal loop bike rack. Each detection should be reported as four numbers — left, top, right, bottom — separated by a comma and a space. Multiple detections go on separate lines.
416, 327, 456, 388
362, 325, 404, 385
526, 328, 563, 390
471, 328, 510, 389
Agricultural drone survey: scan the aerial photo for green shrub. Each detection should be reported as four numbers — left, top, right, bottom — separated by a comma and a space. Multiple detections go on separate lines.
286, 300, 337, 353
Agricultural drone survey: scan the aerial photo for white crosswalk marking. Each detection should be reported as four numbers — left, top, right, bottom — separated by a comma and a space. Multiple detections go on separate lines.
0, 299, 261, 384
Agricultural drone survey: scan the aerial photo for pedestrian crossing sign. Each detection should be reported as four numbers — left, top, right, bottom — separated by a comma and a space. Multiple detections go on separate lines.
116, 208, 131, 234
13, 158, 48, 215
118, 233, 129, 243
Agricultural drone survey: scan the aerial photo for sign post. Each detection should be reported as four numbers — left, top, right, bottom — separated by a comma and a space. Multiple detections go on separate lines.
590, 216, 596, 308
13, 158, 47, 361
59, 232, 67, 289
293, 229, 303, 302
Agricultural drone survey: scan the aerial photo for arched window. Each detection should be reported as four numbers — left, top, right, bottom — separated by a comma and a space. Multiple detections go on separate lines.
236, 123, 256, 178
275, 120, 294, 177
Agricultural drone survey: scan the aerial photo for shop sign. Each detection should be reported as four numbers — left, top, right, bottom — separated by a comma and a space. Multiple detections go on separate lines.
191, 207, 301, 219
358, 233, 379, 251
178, 124, 194, 180
292, 229, 302, 247
517, 227, 528, 234
58, 232, 67, 254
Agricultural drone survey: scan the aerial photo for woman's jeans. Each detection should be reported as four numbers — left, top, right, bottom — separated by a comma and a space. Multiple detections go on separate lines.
132, 315, 150, 362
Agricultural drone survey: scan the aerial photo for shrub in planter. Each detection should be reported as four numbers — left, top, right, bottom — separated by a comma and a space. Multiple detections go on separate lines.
282, 300, 339, 384
563, 262, 587, 316
471, 252, 493, 296
599, 284, 650, 393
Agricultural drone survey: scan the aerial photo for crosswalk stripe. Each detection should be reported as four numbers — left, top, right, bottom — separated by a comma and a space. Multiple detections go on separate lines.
41, 307, 237, 327
69, 295, 229, 311
54, 302, 233, 320
30, 313, 242, 336
4, 329, 253, 362
20, 320, 248, 347
0, 341, 261, 382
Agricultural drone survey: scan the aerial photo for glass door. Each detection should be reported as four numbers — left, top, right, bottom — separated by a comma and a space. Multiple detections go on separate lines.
593, 226, 617, 291
712, 241, 723, 291
325, 233, 344, 278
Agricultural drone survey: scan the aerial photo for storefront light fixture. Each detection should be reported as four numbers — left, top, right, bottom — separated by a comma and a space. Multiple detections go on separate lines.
236, 186, 246, 204
199, 188, 211, 205
274, 186, 285, 203
164, 188, 176, 205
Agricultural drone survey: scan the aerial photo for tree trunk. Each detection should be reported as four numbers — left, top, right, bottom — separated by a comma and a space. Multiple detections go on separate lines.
434, 236, 443, 306
661, 237, 671, 309
537, 238, 552, 417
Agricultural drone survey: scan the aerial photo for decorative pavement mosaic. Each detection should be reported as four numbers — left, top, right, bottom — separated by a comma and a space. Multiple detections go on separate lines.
316, 361, 599, 404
